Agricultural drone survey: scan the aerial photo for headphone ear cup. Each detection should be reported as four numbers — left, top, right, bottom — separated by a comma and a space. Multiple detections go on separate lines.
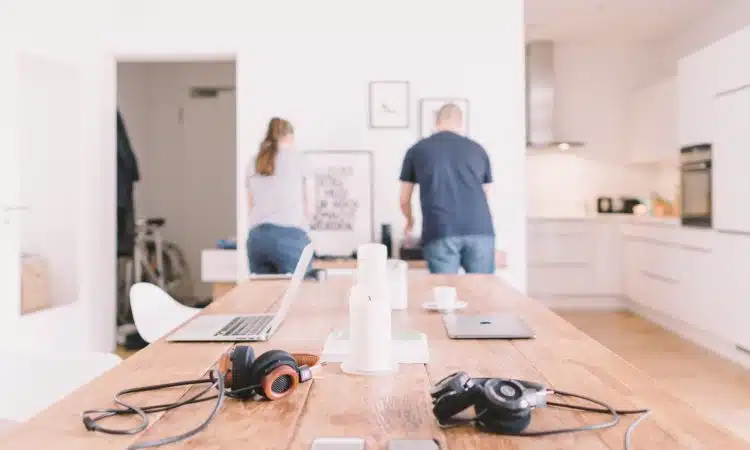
432, 388, 477, 423
475, 409, 532, 435
261, 364, 300, 400
229, 346, 256, 399
248, 350, 298, 400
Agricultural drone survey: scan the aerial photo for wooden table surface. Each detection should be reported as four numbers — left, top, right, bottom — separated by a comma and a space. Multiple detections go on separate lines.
3, 274, 747, 449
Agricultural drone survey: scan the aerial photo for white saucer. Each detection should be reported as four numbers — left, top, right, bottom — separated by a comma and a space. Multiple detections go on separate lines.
422, 300, 468, 312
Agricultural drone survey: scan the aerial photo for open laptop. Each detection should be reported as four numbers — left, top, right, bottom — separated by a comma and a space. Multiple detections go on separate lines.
442, 313, 535, 339
167, 244, 314, 342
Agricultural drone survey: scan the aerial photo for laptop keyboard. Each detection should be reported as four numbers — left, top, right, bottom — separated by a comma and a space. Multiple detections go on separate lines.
214, 316, 273, 337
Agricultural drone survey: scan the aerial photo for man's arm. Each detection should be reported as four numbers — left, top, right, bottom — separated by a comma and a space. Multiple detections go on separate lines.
400, 182, 415, 233
398, 147, 418, 235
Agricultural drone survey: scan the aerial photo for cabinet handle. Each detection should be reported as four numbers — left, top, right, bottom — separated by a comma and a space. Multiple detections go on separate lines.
677, 244, 712, 254
716, 84, 750, 97
641, 270, 679, 285
626, 236, 711, 253
626, 236, 676, 247
529, 262, 589, 269
716, 228, 750, 237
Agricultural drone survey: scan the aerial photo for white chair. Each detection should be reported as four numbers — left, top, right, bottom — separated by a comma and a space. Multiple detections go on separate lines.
129, 282, 201, 343
0, 350, 121, 422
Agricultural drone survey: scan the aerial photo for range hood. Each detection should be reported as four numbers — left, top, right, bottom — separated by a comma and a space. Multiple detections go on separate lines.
525, 41, 586, 151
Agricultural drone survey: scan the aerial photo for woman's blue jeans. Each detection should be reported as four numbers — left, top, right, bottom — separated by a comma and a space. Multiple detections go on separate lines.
246, 223, 313, 275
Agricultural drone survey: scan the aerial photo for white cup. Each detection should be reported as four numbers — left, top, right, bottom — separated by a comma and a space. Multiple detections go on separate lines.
433, 286, 457, 310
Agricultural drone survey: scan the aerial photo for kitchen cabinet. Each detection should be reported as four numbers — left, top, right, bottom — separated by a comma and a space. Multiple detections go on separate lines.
527, 220, 621, 297
713, 85, 750, 235
711, 233, 750, 349
677, 44, 717, 147
627, 76, 678, 165
715, 26, 750, 96
621, 234, 680, 315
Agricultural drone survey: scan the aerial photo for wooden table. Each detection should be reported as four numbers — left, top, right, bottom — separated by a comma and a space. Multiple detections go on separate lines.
3, 275, 746, 449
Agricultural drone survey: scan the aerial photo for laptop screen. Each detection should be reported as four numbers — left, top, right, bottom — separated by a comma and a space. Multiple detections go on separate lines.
266, 243, 315, 329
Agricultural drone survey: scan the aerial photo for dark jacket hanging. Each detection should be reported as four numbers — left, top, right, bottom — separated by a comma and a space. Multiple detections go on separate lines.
117, 110, 140, 256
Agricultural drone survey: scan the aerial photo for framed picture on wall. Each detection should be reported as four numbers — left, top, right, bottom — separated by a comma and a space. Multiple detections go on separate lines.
419, 98, 469, 138
368, 81, 410, 128
304, 150, 374, 257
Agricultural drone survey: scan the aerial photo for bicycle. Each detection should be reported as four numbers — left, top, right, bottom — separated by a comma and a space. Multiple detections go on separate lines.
117, 217, 193, 327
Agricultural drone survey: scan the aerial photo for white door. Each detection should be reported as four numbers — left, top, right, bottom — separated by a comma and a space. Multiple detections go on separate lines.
182, 87, 237, 299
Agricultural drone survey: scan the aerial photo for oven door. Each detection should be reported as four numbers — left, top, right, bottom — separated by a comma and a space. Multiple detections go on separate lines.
681, 161, 712, 227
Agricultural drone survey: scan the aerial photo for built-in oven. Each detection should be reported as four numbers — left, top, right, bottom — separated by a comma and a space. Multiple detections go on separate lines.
680, 143, 712, 228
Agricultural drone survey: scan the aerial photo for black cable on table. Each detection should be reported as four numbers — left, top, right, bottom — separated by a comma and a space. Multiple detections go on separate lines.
81, 370, 262, 448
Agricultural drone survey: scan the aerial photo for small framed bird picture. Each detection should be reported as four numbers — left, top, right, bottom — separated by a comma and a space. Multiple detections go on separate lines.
368, 81, 410, 129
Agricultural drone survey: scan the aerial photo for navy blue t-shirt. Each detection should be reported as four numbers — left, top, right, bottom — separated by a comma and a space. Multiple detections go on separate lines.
399, 131, 494, 245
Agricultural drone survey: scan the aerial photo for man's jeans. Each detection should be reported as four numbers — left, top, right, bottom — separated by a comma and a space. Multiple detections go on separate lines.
246, 223, 313, 275
423, 235, 495, 274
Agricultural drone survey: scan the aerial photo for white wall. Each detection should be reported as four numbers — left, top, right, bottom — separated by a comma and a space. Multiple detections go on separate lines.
0, 0, 117, 351
232, 4, 528, 290
117, 62, 236, 299
3, 0, 528, 355
106, 0, 527, 291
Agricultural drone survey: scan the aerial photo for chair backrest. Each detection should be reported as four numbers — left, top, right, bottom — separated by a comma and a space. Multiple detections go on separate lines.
129, 283, 200, 343
0, 349, 121, 421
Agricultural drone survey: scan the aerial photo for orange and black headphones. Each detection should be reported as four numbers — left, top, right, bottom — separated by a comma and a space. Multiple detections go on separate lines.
219, 345, 319, 401
82, 345, 320, 449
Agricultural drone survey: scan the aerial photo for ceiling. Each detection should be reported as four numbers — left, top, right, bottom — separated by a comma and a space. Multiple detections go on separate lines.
525, 0, 728, 42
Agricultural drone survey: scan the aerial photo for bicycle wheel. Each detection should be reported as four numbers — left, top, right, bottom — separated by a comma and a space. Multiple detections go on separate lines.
153, 241, 194, 301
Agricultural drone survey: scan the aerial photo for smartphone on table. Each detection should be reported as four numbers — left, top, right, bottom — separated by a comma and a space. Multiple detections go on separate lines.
310, 437, 366, 450
388, 439, 441, 450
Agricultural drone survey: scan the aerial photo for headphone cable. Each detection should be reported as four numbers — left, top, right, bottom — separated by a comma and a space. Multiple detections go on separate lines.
455, 389, 650, 450
81, 369, 262, 449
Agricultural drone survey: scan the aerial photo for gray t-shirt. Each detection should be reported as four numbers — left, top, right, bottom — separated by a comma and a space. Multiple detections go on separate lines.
245, 149, 309, 231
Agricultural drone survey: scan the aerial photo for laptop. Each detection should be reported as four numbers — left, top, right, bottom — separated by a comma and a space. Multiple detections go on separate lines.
167, 244, 314, 342
442, 313, 535, 339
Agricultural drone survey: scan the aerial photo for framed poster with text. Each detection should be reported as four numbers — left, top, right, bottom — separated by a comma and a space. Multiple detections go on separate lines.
304, 150, 374, 256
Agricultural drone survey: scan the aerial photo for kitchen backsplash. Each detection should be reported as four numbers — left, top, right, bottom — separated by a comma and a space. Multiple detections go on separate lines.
526, 152, 679, 217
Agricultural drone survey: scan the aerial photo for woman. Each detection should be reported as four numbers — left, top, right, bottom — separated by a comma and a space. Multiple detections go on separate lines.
245, 118, 314, 275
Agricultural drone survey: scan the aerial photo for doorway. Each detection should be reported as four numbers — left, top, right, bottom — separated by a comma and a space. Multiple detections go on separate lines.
115, 60, 237, 346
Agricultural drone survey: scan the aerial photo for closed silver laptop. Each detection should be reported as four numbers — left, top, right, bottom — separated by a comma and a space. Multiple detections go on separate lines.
442, 313, 535, 339
167, 244, 314, 342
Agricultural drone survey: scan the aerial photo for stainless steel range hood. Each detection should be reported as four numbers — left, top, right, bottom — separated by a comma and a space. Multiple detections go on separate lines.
525, 41, 585, 151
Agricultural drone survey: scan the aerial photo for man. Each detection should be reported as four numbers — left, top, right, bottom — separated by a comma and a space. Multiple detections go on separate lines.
398, 103, 495, 274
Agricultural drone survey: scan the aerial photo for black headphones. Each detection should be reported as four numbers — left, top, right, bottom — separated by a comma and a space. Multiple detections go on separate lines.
430, 371, 547, 434
219, 345, 318, 401
429, 371, 651, 448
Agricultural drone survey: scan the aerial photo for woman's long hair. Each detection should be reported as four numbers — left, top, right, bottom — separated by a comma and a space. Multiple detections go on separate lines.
255, 118, 294, 176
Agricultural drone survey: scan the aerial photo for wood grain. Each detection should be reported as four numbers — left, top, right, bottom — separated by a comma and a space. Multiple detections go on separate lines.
2, 274, 747, 449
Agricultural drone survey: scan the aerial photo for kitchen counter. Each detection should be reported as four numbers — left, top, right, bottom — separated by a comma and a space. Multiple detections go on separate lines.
529, 213, 681, 227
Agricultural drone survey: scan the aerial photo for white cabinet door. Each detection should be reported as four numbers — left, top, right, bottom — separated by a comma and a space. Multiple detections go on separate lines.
678, 46, 717, 147
715, 26, 750, 96
629, 77, 678, 165
711, 233, 749, 346
622, 237, 642, 304
675, 244, 713, 331
713, 86, 750, 234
